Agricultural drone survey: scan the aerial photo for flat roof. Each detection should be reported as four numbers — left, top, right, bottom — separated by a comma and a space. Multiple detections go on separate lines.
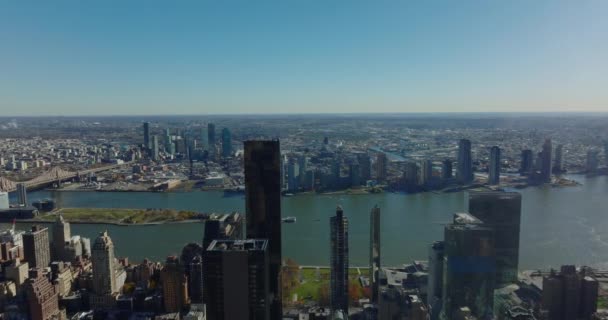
207, 239, 268, 252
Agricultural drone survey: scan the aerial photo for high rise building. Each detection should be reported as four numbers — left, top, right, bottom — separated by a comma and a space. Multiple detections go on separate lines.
200, 126, 208, 150
468, 192, 521, 286
188, 255, 204, 304
358, 153, 372, 182
587, 149, 599, 175
17, 183, 27, 207
376, 153, 388, 181
143, 122, 150, 150
540, 139, 553, 183
52, 214, 70, 261
91, 231, 117, 303
488, 146, 500, 185
554, 144, 564, 173
208, 123, 216, 147
161, 256, 189, 312
298, 154, 308, 186
152, 135, 159, 161
404, 162, 419, 191
330, 206, 349, 314
520, 149, 534, 176
369, 205, 381, 304
456, 139, 473, 184
23, 225, 50, 269
542, 265, 598, 320
420, 159, 433, 186
221, 128, 232, 158
441, 213, 495, 320
287, 159, 298, 192
203, 239, 270, 320
441, 159, 453, 180
25, 269, 61, 320
428, 241, 445, 320
244, 140, 282, 319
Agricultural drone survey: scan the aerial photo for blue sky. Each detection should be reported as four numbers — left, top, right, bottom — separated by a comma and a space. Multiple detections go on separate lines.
0, 0, 607, 115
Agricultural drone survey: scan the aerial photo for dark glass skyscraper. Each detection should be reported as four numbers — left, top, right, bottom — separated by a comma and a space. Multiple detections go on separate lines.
221, 128, 231, 158
369, 205, 380, 304
468, 191, 522, 286
488, 146, 500, 185
143, 122, 150, 150
330, 206, 349, 314
244, 140, 281, 319
457, 139, 473, 184
441, 213, 495, 320
375, 152, 388, 181
203, 240, 270, 320
441, 159, 453, 180
540, 139, 552, 183
520, 149, 534, 175
207, 123, 216, 147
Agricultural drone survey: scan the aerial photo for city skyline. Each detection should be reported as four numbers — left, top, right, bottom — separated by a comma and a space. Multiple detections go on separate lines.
1, 1, 607, 116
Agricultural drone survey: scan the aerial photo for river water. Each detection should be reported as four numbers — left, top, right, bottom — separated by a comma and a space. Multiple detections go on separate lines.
4, 175, 608, 270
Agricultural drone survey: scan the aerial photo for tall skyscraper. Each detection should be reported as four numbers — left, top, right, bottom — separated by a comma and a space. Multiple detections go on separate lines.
221, 128, 232, 158
200, 126, 208, 150
330, 206, 349, 314
488, 146, 500, 185
540, 139, 553, 183
152, 135, 159, 161
161, 256, 190, 312
17, 183, 27, 206
52, 214, 70, 261
244, 140, 281, 319
188, 255, 204, 304
428, 241, 445, 320
468, 192, 522, 286
208, 123, 216, 147
441, 213, 495, 320
91, 231, 117, 297
369, 205, 380, 304
554, 144, 564, 173
287, 159, 298, 192
403, 162, 419, 191
456, 139, 473, 184
143, 122, 150, 150
203, 239, 270, 320
25, 269, 61, 320
376, 153, 388, 181
441, 159, 453, 180
586, 149, 599, 175
358, 153, 372, 182
23, 225, 50, 269
420, 159, 433, 186
520, 149, 534, 175
298, 154, 308, 186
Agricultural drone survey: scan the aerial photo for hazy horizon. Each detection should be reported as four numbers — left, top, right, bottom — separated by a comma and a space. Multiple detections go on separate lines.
1, 0, 607, 116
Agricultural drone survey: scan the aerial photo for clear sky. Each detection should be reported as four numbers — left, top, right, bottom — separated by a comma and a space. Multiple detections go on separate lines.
1, 0, 607, 116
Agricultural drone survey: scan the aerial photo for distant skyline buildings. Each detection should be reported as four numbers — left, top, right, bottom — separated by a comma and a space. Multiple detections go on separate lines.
540, 139, 553, 183
457, 139, 473, 184
488, 146, 500, 185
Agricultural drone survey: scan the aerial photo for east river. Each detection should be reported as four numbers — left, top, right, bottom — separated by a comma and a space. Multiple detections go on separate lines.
3, 175, 608, 270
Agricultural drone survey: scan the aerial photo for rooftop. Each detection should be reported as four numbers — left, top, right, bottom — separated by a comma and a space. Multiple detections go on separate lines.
207, 239, 268, 252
